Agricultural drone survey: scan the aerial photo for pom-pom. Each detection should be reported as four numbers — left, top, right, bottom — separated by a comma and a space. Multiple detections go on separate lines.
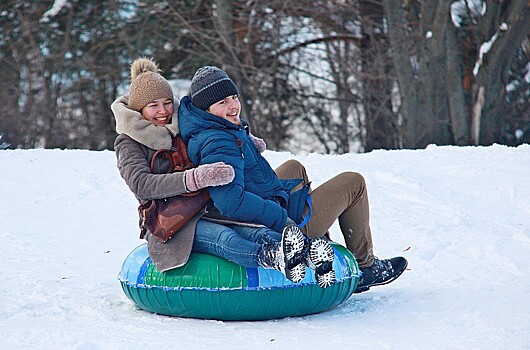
130, 58, 160, 81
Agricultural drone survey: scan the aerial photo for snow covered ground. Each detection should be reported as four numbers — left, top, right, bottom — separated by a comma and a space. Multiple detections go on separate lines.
1, 144, 529, 349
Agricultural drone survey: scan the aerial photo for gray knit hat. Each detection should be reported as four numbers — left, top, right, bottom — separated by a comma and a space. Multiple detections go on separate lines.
129, 58, 174, 111
190, 66, 239, 110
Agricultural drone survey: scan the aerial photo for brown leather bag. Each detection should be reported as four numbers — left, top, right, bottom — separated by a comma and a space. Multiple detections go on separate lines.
138, 135, 210, 242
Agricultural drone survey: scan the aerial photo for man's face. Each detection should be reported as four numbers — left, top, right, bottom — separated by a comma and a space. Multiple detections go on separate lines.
208, 95, 242, 126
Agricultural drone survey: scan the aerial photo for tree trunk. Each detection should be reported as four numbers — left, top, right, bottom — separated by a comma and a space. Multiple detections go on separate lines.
0, 52, 22, 148
445, 23, 471, 145
360, 0, 398, 151
383, 0, 423, 148
417, 0, 453, 146
475, 0, 530, 145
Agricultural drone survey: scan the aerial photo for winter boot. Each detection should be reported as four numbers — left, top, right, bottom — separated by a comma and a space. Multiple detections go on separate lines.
354, 256, 408, 293
303, 237, 336, 288
257, 224, 306, 283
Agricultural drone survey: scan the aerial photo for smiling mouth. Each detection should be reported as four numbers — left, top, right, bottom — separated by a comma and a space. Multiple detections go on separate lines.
155, 116, 169, 121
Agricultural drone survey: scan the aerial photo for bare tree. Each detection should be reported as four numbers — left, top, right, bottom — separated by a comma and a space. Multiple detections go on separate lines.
2, 0, 527, 151
0, 0, 132, 149
129, 0, 369, 153
383, 0, 529, 148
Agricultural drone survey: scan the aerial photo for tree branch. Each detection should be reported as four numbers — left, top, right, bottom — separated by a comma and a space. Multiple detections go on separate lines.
273, 35, 361, 58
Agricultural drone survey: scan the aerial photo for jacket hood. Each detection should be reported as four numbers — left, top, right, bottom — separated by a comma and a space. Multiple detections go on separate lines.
178, 96, 248, 144
111, 94, 180, 150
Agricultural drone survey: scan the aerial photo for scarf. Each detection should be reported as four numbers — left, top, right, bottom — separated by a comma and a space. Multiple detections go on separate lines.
111, 95, 180, 150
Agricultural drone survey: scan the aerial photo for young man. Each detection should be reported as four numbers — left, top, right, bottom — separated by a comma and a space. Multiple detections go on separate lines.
178, 66, 408, 292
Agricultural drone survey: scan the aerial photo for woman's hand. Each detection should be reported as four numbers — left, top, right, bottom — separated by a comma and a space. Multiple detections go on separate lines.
184, 162, 235, 192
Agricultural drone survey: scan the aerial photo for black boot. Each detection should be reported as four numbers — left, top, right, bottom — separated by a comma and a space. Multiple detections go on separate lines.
257, 224, 306, 283
354, 256, 408, 293
303, 237, 336, 288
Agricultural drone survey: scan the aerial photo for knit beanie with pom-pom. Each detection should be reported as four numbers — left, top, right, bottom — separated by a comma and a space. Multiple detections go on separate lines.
128, 58, 174, 111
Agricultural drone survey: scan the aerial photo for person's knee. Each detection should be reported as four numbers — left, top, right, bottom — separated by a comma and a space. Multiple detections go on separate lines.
276, 159, 308, 185
339, 171, 365, 185
283, 159, 305, 172
337, 172, 367, 192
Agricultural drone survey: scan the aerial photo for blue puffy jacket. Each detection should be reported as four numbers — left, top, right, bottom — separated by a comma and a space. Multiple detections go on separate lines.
178, 96, 308, 233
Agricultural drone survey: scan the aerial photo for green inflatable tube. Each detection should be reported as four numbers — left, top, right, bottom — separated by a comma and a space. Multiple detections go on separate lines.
118, 242, 360, 320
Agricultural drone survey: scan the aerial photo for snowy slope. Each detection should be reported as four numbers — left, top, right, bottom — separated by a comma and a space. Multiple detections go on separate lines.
1, 144, 529, 349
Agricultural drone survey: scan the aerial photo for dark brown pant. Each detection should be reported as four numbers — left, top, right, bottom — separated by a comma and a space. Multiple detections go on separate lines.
275, 159, 374, 268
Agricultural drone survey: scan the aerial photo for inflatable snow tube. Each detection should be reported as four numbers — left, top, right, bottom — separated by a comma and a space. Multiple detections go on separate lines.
118, 242, 360, 321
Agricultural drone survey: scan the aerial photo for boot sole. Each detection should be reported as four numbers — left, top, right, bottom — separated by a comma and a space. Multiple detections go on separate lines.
282, 225, 306, 283
288, 263, 306, 284
309, 238, 335, 288
354, 259, 408, 293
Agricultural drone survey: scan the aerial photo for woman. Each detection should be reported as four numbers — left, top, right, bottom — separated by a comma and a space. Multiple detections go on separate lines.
112, 58, 307, 283
178, 66, 408, 293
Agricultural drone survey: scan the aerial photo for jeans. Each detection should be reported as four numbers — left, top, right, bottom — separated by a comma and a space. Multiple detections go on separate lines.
193, 219, 282, 267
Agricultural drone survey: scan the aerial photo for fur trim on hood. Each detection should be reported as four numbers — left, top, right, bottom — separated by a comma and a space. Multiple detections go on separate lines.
112, 95, 180, 150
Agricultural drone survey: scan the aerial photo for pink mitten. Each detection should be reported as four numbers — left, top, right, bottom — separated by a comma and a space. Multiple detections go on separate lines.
185, 162, 235, 192
249, 133, 266, 153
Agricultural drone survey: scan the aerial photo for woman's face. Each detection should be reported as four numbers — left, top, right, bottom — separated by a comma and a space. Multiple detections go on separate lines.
207, 95, 242, 126
141, 98, 174, 126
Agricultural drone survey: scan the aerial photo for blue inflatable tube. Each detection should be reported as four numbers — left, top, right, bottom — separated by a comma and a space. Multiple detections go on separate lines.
119, 242, 360, 320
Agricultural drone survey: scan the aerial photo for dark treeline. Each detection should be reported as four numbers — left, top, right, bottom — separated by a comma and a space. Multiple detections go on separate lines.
0, 0, 528, 153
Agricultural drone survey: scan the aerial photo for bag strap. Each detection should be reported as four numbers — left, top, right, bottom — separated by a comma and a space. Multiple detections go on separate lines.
149, 135, 194, 173
170, 135, 195, 172
298, 194, 312, 228
150, 148, 170, 173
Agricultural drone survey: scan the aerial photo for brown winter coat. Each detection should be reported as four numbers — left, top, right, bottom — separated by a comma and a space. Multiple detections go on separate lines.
112, 95, 199, 270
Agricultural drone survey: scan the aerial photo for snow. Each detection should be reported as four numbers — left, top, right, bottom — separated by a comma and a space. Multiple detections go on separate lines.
1, 144, 530, 349
40, 0, 70, 23
473, 31, 499, 76
450, 0, 486, 27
